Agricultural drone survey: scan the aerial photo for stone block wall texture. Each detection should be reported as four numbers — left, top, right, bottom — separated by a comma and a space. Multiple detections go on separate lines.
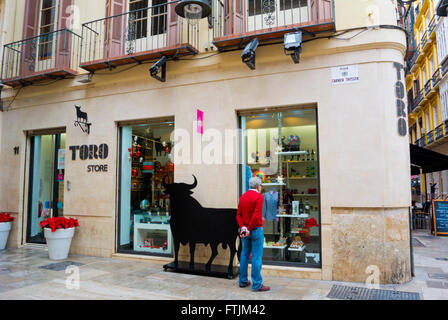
332, 207, 412, 284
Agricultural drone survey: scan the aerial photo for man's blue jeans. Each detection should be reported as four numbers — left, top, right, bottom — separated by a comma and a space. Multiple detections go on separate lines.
239, 227, 264, 291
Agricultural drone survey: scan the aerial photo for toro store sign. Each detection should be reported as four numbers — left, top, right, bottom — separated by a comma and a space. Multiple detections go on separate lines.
69, 144, 109, 173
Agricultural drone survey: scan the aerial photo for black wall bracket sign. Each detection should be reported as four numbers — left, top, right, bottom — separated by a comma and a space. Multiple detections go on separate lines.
162, 175, 241, 279
74, 105, 91, 134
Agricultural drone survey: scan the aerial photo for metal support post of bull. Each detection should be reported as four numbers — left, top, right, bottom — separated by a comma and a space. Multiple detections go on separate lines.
162, 175, 241, 279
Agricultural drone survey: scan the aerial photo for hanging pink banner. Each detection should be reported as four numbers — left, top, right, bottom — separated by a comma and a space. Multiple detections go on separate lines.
197, 109, 204, 134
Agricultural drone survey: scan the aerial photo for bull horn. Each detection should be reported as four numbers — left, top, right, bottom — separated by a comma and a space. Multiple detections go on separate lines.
189, 175, 198, 189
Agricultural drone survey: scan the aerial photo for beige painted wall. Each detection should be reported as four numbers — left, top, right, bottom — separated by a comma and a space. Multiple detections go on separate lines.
0, 0, 412, 283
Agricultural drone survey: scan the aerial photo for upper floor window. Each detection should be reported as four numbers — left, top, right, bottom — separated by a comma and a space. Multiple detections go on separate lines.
39, 0, 58, 60
128, 0, 167, 40
248, 0, 308, 17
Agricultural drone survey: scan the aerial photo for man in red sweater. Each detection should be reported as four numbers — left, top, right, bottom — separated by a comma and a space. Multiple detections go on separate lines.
236, 177, 270, 292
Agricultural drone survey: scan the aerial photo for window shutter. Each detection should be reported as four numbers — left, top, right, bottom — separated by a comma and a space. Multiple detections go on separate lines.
311, 0, 332, 24
56, 0, 74, 70
105, 0, 126, 59
22, 0, 41, 77
224, 0, 245, 36
167, 0, 179, 47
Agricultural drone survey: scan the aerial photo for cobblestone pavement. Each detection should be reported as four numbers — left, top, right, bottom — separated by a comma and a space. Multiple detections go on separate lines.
0, 230, 447, 300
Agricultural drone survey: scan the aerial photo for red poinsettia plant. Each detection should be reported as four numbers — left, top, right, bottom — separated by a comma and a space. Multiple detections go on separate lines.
40, 216, 79, 232
0, 213, 15, 223
305, 217, 319, 229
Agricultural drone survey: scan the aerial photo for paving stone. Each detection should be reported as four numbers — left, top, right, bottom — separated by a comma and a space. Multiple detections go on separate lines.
428, 273, 448, 280
426, 281, 448, 289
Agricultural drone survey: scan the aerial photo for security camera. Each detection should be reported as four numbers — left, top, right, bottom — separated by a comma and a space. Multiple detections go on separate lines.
284, 31, 303, 64
150, 56, 167, 82
241, 38, 259, 70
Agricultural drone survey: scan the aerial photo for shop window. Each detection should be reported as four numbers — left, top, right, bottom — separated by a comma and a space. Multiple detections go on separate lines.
118, 120, 174, 256
240, 108, 321, 267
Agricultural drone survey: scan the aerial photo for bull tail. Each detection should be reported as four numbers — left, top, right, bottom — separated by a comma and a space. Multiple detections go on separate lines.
237, 235, 242, 262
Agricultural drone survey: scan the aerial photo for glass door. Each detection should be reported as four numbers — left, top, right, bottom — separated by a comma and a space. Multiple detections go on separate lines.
27, 133, 66, 244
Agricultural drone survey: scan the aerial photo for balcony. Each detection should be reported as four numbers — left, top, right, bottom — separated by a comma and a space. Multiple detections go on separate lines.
416, 134, 427, 147
415, 89, 424, 108
211, 0, 335, 51
442, 59, 448, 77
80, 1, 199, 72
410, 44, 420, 71
432, 68, 441, 88
424, 79, 432, 96
428, 15, 439, 37
427, 130, 434, 145
435, 123, 444, 141
421, 31, 429, 50
1, 29, 81, 87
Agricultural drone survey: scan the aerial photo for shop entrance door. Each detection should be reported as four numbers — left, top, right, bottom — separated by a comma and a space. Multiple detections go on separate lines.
27, 133, 66, 244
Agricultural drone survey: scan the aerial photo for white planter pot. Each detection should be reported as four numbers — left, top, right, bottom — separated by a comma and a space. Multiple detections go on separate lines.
0, 222, 12, 250
44, 227, 75, 260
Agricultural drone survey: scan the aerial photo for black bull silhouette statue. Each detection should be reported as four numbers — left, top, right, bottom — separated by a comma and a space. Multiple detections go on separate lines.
163, 175, 241, 276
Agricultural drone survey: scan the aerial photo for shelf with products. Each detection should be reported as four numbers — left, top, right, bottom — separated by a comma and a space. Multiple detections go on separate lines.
288, 177, 317, 180
276, 214, 309, 218
292, 194, 318, 197
263, 244, 287, 249
287, 246, 306, 252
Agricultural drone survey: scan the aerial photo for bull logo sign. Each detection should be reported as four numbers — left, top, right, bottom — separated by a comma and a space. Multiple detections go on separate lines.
163, 175, 241, 279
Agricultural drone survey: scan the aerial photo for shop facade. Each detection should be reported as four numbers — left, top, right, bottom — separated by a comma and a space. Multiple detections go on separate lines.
0, 0, 412, 284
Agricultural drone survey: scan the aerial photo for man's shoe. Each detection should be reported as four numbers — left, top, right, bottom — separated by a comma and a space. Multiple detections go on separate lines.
254, 285, 270, 292
239, 281, 251, 288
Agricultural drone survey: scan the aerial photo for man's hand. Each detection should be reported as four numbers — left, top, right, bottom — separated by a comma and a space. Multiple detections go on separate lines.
240, 227, 250, 238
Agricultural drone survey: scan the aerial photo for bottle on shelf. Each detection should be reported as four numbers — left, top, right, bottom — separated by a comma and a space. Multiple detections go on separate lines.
299, 200, 304, 214
306, 149, 310, 161
311, 149, 315, 161
304, 199, 310, 214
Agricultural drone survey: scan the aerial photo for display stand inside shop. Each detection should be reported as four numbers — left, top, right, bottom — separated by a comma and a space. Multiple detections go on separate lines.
244, 109, 321, 266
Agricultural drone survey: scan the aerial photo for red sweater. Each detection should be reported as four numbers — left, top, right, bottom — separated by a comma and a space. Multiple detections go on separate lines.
236, 190, 264, 231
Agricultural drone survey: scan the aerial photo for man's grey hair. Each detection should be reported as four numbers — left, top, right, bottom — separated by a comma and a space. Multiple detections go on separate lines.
249, 177, 262, 189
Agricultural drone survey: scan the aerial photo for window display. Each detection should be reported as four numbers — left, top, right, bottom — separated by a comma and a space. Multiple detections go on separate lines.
240, 108, 321, 266
119, 120, 174, 256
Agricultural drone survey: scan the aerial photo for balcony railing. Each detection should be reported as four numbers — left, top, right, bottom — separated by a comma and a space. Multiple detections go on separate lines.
424, 79, 432, 96
428, 15, 439, 35
80, 1, 199, 72
442, 59, 448, 77
415, 89, 424, 107
211, 0, 335, 50
1, 29, 81, 87
421, 30, 428, 48
435, 123, 444, 140
410, 44, 420, 68
427, 130, 434, 145
416, 134, 426, 147
432, 68, 441, 88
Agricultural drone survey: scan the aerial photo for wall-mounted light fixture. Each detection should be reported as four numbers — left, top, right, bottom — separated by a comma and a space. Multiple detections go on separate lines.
149, 56, 167, 82
74, 105, 91, 134
284, 31, 303, 64
175, 0, 212, 25
241, 38, 259, 70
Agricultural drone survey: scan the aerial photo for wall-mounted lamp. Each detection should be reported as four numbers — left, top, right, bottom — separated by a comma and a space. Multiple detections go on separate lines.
241, 38, 259, 70
175, 0, 212, 25
284, 31, 303, 64
149, 56, 167, 82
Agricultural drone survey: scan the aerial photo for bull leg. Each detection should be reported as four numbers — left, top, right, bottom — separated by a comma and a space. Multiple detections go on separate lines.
206, 243, 219, 272
228, 241, 237, 278
189, 242, 196, 269
174, 240, 180, 267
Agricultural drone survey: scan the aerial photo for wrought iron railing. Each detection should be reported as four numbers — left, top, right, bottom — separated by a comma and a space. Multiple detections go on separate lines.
1, 29, 81, 85
428, 15, 438, 35
424, 79, 432, 96
416, 134, 426, 147
80, 1, 199, 69
427, 130, 434, 145
211, 0, 334, 46
415, 89, 424, 107
421, 30, 428, 48
432, 68, 441, 87
410, 44, 420, 68
442, 59, 448, 77
435, 123, 444, 140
